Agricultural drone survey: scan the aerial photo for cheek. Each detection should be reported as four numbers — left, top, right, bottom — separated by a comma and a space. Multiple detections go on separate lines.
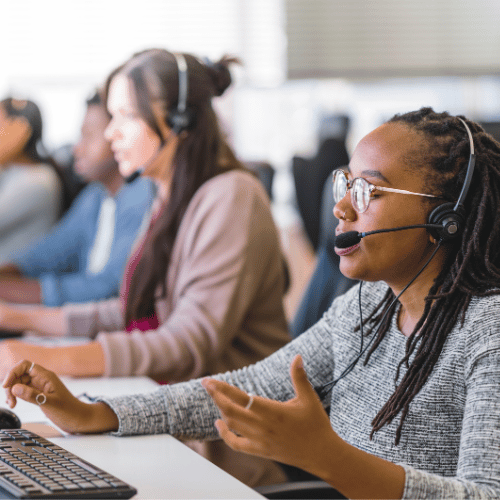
94, 139, 112, 161
121, 122, 143, 150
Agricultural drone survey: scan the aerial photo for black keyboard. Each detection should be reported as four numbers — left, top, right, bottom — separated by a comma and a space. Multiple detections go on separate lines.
0, 429, 136, 498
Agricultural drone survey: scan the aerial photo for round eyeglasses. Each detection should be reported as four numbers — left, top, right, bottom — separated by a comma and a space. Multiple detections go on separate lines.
332, 169, 439, 213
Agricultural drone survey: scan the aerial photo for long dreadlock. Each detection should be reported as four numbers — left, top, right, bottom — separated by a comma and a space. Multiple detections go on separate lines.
362, 107, 500, 444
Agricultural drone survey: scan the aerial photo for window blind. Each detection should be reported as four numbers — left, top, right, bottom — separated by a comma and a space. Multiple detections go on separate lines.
286, 0, 500, 78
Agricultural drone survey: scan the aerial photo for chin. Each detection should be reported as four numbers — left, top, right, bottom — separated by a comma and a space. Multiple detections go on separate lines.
118, 162, 135, 177
339, 261, 370, 282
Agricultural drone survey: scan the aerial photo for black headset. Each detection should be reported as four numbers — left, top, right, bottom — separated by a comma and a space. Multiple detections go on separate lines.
166, 53, 194, 135
427, 117, 476, 242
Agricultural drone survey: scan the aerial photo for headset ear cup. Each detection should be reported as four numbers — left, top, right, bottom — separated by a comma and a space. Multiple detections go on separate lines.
166, 108, 194, 135
428, 202, 464, 241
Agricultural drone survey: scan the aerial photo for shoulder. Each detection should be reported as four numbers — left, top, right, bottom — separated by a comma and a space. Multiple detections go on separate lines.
117, 177, 156, 201
177, 170, 277, 252
76, 182, 107, 200
62, 183, 107, 213
7, 164, 60, 193
322, 280, 389, 333
197, 169, 265, 201
30, 164, 60, 183
16, 164, 64, 198
187, 170, 268, 218
461, 292, 500, 363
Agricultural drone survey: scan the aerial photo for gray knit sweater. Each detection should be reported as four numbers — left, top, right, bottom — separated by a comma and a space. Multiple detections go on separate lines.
100, 281, 500, 499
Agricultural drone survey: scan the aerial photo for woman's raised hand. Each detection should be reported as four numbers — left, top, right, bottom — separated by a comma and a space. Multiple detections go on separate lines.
2, 360, 118, 434
202, 354, 342, 480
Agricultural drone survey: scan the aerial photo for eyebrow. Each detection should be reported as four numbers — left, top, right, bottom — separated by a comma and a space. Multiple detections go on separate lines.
361, 169, 391, 184
345, 166, 391, 184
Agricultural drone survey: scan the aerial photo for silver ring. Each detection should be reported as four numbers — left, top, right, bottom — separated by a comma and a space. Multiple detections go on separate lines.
27, 362, 35, 374
35, 393, 46, 406
244, 395, 254, 411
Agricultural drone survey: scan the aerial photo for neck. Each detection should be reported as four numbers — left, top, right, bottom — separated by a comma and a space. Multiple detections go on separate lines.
101, 168, 124, 196
156, 179, 171, 202
390, 243, 446, 337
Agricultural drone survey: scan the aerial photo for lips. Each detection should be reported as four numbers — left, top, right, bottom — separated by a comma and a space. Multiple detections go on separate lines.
334, 243, 360, 256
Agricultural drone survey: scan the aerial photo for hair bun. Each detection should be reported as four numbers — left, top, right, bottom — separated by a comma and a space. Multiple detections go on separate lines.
204, 55, 240, 97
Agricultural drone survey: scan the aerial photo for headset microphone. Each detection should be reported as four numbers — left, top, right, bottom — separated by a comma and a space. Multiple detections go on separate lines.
335, 224, 443, 249
124, 169, 144, 184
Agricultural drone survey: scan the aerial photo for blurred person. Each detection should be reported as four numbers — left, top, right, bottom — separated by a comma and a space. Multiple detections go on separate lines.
0, 98, 64, 261
0, 91, 156, 306
0, 49, 290, 486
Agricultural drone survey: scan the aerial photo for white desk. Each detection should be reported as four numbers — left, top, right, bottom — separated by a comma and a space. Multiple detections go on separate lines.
8, 376, 263, 499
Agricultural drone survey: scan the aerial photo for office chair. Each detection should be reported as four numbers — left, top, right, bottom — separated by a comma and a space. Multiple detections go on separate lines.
256, 480, 346, 499
245, 161, 275, 201
292, 138, 349, 250
290, 173, 357, 338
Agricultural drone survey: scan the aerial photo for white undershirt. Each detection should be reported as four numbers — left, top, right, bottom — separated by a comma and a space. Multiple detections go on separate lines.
87, 197, 116, 275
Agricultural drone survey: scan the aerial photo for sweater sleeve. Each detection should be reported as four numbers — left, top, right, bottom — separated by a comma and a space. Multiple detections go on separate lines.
401, 328, 500, 499
63, 298, 124, 338
95, 173, 287, 379
95, 316, 336, 438
13, 185, 96, 277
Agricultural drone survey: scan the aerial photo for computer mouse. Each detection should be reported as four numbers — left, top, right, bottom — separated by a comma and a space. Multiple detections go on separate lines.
0, 408, 21, 429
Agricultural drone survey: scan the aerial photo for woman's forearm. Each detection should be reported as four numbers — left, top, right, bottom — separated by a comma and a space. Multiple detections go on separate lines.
1, 304, 67, 336
0, 341, 106, 378
0, 277, 42, 303
43, 342, 106, 377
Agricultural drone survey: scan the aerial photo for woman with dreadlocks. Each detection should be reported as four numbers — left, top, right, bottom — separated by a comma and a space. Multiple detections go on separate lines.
5, 107, 500, 498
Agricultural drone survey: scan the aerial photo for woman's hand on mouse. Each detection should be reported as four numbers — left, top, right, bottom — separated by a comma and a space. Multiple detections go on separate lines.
2, 360, 118, 435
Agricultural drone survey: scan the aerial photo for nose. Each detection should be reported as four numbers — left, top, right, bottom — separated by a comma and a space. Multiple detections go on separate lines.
333, 194, 355, 222
333, 203, 346, 221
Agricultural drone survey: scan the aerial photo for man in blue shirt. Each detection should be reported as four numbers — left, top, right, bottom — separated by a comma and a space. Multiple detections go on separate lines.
0, 91, 156, 306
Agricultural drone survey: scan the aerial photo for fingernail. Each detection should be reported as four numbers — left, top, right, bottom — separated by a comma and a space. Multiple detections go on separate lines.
297, 356, 304, 369
201, 379, 214, 392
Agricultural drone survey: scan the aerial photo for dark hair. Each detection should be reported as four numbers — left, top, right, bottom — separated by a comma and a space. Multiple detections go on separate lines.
362, 107, 500, 444
103, 49, 245, 324
1, 98, 44, 163
86, 90, 103, 108
1, 97, 72, 213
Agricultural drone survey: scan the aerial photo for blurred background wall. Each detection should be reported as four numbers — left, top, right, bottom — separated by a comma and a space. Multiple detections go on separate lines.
3, 0, 500, 220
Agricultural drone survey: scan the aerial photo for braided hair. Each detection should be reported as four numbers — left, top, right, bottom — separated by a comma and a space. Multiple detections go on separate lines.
362, 107, 500, 444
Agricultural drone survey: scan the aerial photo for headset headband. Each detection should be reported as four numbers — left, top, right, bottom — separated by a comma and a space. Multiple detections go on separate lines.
173, 53, 188, 115
455, 117, 476, 211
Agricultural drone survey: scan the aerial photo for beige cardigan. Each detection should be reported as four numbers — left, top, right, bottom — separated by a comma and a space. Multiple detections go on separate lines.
62, 170, 290, 380
63, 170, 291, 485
